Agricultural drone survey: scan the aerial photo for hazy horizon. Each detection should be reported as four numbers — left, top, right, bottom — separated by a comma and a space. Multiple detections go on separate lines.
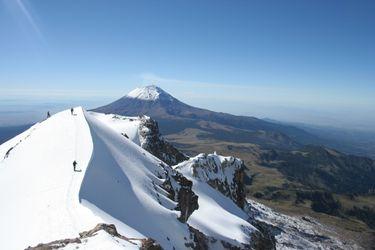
1, 84, 374, 132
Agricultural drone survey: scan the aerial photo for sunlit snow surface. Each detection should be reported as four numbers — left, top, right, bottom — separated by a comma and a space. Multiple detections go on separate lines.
87, 111, 142, 145
0, 108, 256, 249
175, 154, 256, 246
0, 108, 99, 249
126, 85, 162, 101
63, 230, 142, 250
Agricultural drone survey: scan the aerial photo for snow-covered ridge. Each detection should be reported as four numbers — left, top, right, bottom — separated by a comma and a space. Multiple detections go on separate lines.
87, 112, 187, 165
0, 107, 355, 250
126, 85, 169, 101
0, 107, 257, 250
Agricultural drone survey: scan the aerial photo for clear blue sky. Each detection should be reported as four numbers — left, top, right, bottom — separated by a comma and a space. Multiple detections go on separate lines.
0, 0, 374, 129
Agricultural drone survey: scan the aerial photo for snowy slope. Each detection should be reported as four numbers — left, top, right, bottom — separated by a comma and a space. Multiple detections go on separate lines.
174, 153, 357, 250
86, 111, 187, 165
0, 108, 100, 249
80, 109, 194, 249
175, 154, 255, 247
83, 112, 257, 248
0, 107, 259, 249
63, 230, 141, 250
87, 112, 142, 145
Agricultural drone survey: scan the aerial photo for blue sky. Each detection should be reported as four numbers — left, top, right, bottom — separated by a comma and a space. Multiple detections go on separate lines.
0, 0, 374, 129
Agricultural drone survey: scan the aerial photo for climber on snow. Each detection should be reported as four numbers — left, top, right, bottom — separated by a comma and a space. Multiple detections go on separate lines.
73, 160, 81, 172
70, 108, 74, 115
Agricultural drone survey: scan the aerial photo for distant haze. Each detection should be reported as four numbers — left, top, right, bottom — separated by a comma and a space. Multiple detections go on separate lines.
1, 84, 374, 133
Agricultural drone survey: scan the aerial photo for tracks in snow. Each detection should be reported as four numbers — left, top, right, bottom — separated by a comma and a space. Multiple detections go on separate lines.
65, 111, 83, 234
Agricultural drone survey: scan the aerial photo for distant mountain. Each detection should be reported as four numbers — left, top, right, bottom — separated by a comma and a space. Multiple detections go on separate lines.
94, 85, 320, 150
264, 118, 375, 159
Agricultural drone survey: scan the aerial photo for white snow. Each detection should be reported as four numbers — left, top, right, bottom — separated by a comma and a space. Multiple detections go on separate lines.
63, 230, 142, 250
80, 110, 193, 250
0, 107, 260, 249
87, 112, 142, 145
0, 108, 193, 249
126, 85, 162, 101
187, 181, 255, 246
175, 155, 257, 248
0, 108, 100, 249
177, 153, 241, 189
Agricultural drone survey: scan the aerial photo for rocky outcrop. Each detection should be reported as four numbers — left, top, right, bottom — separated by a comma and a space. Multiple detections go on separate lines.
175, 153, 246, 208
187, 225, 254, 250
187, 226, 210, 249
26, 223, 162, 250
161, 167, 199, 223
137, 117, 199, 222
26, 238, 81, 250
245, 200, 360, 250
138, 116, 188, 165
175, 174, 199, 222
249, 221, 277, 250
175, 152, 356, 250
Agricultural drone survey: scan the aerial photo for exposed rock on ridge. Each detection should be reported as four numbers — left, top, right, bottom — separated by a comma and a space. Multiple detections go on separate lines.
161, 167, 199, 223
175, 152, 359, 250
26, 223, 162, 250
139, 115, 188, 165
175, 153, 246, 208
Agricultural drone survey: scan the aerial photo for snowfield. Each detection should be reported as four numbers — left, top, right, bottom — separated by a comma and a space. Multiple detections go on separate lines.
0, 108, 255, 249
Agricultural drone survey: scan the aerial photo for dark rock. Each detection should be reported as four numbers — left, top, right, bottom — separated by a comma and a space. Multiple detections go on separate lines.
139, 116, 188, 165
25, 238, 81, 250
160, 168, 199, 223
26, 223, 162, 250
140, 238, 162, 250
186, 226, 209, 250
250, 220, 277, 250
174, 174, 199, 223
79, 223, 122, 239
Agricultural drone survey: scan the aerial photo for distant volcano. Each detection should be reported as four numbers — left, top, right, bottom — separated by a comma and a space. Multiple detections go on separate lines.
93, 85, 319, 149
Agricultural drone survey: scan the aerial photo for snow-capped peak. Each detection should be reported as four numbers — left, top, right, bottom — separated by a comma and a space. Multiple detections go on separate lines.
126, 85, 168, 101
